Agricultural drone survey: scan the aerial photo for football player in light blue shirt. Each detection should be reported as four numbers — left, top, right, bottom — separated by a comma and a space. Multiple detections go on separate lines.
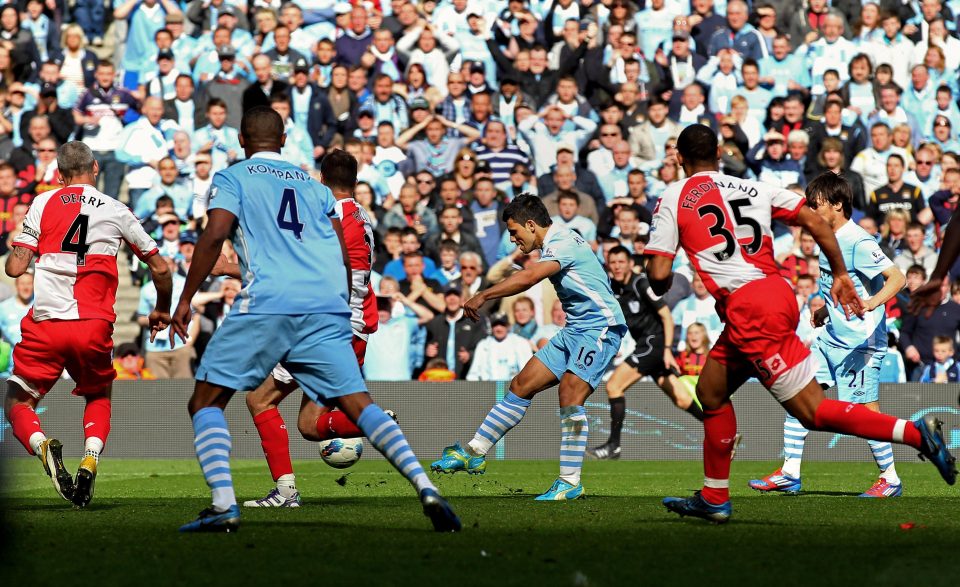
431, 194, 628, 501
171, 107, 459, 533
750, 172, 908, 498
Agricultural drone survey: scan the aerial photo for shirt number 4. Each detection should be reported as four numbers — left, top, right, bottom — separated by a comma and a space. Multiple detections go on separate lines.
277, 188, 305, 241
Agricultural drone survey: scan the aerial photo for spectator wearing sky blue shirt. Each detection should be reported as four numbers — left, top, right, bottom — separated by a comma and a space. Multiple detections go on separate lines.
636, 0, 682, 59
360, 74, 409, 132
192, 98, 242, 173
597, 141, 638, 204
114, 0, 182, 89
760, 35, 810, 98
116, 96, 169, 210
364, 285, 435, 380
518, 105, 597, 177
672, 272, 724, 351
552, 191, 598, 250
0, 273, 33, 378
135, 157, 194, 221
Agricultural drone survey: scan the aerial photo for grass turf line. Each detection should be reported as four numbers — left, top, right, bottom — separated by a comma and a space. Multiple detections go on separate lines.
1, 459, 957, 586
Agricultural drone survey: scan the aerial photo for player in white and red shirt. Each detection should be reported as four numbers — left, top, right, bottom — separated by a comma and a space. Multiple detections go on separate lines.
210, 150, 381, 508
645, 125, 956, 523
3, 141, 173, 508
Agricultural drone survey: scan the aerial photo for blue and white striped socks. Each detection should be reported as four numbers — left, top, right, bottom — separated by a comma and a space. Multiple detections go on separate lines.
192, 407, 236, 511
869, 440, 900, 484
357, 404, 435, 494
558, 406, 588, 486
467, 392, 531, 456
781, 415, 809, 479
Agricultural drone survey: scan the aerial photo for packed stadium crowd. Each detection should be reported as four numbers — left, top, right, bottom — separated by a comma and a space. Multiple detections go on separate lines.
0, 0, 956, 384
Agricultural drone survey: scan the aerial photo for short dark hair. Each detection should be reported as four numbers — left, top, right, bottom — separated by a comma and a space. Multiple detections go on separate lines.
677, 124, 718, 164
906, 264, 927, 279
320, 149, 358, 192
607, 245, 632, 260
206, 97, 228, 112
557, 190, 580, 205
502, 193, 552, 227
240, 105, 284, 144
806, 171, 852, 219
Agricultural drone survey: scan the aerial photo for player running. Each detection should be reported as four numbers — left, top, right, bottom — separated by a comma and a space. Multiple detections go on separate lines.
231, 150, 382, 508
3, 141, 173, 507
586, 245, 703, 461
645, 125, 955, 524
750, 173, 907, 498
431, 194, 628, 500
171, 107, 458, 533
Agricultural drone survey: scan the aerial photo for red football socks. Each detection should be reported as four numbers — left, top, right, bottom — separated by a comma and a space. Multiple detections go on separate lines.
316, 410, 362, 440
253, 408, 293, 481
701, 402, 737, 504
82, 396, 112, 448
813, 399, 921, 449
9, 403, 43, 455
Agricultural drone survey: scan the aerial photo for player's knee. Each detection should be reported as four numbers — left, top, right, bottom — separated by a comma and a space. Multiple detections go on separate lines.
297, 412, 320, 441
244, 391, 270, 415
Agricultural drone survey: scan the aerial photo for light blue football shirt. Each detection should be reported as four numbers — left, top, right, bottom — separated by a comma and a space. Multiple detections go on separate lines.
207, 151, 350, 316
817, 220, 893, 352
538, 224, 626, 331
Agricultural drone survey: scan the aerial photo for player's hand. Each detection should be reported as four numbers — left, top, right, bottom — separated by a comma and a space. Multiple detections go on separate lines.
829, 275, 864, 319
811, 305, 829, 327
169, 300, 192, 349
211, 253, 233, 277
148, 310, 172, 344
908, 276, 946, 318
462, 293, 485, 322
425, 342, 439, 358
663, 348, 679, 372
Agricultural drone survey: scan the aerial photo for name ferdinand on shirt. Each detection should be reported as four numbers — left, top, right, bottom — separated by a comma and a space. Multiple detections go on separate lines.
60, 193, 106, 207
245, 164, 309, 182
680, 179, 760, 209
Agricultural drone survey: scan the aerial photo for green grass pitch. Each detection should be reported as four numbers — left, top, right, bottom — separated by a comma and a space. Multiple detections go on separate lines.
2, 459, 957, 586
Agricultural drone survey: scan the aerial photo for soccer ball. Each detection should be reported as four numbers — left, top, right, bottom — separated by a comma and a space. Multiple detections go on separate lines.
318, 437, 363, 469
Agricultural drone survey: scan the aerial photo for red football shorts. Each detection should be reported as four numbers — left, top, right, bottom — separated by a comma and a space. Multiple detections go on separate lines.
708, 276, 812, 399
12, 311, 116, 398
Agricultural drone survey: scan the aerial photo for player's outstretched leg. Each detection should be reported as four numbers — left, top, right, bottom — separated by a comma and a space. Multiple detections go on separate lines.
785, 380, 956, 486
432, 357, 556, 475
749, 415, 805, 494
73, 392, 112, 508
244, 373, 301, 508
180, 384, 241, 533
340, 394, 459, 532
5, 381, 74, 502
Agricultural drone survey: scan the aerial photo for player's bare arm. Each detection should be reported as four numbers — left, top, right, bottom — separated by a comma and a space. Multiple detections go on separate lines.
171, 208, 237, 346
645, 255, 674, 296
4, 245, 34, 278
462, 260, 560, 322
795, 206, 864, 319
864, 265, 905, 312
145, 252, 174, 344
910, 205, 960, 316
657, 305, 678, 371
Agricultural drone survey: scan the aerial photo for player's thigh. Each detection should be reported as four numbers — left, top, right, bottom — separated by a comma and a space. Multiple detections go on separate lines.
547, 326, 625, 393
696, 354, 752, 411
605, 361, 642, 398
283, 313, 367, 407
833, 347, 884, 404
780, 377, 828, 429
11, 315, 70, 399
558, 371, 595, 407
510, 355, 560, 399
196, 313, 292, 393
66, 319, 117, 397
245, 371, 298, 415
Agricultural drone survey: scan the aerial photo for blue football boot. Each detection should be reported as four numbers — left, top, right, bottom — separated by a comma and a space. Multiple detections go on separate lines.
663, 491, 732, 524
179, 504, 241, 533
748, 469, 802, 494
914, 416, 957, 485
534, 479, 584, 501
420, 488, 461, 532
430, 442, 486, 475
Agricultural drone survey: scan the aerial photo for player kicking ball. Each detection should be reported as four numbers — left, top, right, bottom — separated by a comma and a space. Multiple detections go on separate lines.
3, 142, 173, 507
645, 125, 955, 524
431, 194, 628, 500
750, 174, 907, 498
587, 245, 703, 460
171, 107, 459, 532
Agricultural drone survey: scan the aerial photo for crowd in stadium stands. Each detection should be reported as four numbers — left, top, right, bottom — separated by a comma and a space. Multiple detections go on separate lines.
0, 0, 957, 383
